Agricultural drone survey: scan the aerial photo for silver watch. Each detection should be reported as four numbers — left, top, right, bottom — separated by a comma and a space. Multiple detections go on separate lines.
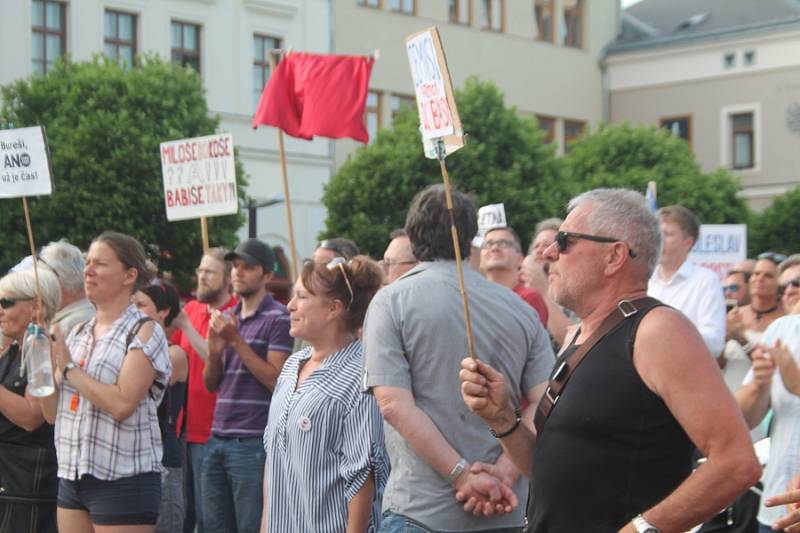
632, 514, 660, 533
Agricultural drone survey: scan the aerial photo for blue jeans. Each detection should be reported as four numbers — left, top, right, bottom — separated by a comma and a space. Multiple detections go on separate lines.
379, 511, 523, 533
185, 442, 209, 533
201, 436, 265, 533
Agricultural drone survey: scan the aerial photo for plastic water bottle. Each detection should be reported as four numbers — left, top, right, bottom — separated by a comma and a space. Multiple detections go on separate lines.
23, 324, 55, 397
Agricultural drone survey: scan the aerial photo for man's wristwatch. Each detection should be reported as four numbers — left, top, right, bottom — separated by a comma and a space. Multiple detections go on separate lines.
63, 362, 78, 382
632, 514, 660, 533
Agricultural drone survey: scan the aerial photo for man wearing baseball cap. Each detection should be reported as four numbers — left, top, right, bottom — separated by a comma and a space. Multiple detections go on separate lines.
201, 238, 293, 533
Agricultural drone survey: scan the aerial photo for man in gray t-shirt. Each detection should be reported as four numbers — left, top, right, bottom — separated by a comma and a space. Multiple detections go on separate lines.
363, 185, 554, 532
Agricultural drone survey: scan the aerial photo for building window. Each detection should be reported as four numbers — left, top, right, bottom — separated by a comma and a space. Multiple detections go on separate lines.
731, 113, 754, 169
31, 0, 66, 74
563, 119, 585, 152
365, 91, 382, 143
449, 0, 471, 24
723, 52, 736, 69
390, 94, 415, 121
253, 35, 281, 110
536, 115, 556, 143
479, 0, 503, 32
389, 0, 414, 14
358, 0, 381, 8
104, 10, 136, 66
534, 0, 555, 43
660, 115, 692, 145
562, 0, 583, 48
171, 21, 201, 72
743, 49, 756, 66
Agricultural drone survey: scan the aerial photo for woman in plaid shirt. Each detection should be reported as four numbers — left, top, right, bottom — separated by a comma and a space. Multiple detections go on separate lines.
39, 231, 171, 533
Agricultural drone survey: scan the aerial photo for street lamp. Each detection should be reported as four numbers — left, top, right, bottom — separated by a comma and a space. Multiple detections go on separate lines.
244, 195, 284, 238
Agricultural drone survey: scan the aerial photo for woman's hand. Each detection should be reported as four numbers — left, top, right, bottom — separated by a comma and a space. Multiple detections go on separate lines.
50, 325, 73, 374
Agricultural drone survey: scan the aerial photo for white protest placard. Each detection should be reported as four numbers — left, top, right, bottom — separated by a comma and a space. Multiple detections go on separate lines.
0, 126, 53, 198
472, 203, 506, 248
406, 27, 465, 158
160, 133, 238, 221
689, 224, 747, 280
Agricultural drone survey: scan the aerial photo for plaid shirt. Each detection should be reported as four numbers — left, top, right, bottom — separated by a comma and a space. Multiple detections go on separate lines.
55, 305, 171, 480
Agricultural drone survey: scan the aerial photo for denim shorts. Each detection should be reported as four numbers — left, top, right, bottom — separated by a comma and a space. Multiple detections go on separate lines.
57, 472, 161, 525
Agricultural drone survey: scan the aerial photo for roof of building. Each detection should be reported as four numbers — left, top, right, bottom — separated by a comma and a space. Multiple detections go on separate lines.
609, 0, 800, 54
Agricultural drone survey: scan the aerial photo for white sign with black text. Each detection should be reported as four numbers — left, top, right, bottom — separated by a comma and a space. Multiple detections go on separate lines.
0, 126, 53, 198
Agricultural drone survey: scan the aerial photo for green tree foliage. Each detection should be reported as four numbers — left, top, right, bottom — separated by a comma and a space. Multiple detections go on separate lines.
0, 55, 246, 287
321, 77, 564, 256
563, 123, 748, 224
749, 186, 800, 256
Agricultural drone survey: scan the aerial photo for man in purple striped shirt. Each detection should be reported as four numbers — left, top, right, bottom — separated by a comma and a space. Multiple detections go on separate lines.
202, 238, 293, 533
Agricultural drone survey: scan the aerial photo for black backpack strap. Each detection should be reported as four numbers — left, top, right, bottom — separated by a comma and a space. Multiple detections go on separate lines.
125, 317, 154, 349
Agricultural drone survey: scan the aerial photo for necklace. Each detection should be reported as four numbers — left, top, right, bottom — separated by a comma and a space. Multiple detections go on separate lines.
752, 304, 779, 321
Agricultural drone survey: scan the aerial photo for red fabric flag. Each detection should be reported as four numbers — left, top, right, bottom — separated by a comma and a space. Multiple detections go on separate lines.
252, 52, 374, 143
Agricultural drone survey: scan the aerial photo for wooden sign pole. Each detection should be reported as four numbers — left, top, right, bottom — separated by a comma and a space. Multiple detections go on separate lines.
21, 197, 44, 323
268, 50, 299, 282
200, 216, 209, 253
435, 140, 475, 359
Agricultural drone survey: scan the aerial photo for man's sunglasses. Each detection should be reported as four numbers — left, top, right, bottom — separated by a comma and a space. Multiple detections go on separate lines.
779, 278, 800, 292
555, 231, 636, 258
758, 252, 788, 265
723, 284, 740, 293
0, 297, 34, 309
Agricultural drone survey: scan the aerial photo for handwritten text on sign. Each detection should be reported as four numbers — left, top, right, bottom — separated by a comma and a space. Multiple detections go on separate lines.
406, 31, 454, 139
160, 133, 238, 221
0, 126, 53, 198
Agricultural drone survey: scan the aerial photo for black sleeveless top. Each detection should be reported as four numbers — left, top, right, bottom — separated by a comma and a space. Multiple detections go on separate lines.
526, 303, 693, 533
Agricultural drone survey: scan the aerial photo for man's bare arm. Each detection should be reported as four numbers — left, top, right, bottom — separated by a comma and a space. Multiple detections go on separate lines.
619, 307, 761, 533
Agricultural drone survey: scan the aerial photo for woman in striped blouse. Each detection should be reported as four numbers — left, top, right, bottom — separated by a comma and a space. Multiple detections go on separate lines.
261, 255, 389, 533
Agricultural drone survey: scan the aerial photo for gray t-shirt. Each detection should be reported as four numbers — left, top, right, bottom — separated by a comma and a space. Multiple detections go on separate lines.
363, 261, 554, 531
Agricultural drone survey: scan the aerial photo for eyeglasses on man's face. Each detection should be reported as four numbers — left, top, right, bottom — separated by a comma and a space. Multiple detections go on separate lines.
382, 259, 416, 273
555, 231, 637, 258
482, 239, 516, 251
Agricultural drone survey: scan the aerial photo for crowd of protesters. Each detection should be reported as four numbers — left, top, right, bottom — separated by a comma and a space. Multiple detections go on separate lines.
3, 186, 800, 532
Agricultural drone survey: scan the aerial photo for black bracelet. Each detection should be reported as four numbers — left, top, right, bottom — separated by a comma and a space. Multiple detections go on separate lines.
490, 407, 522, 439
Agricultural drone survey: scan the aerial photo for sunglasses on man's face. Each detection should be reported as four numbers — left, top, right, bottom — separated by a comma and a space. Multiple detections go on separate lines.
723, 284, 740, 293
0, 297, 34, 310
779, 278, 800, 292
555, 231, 637, 258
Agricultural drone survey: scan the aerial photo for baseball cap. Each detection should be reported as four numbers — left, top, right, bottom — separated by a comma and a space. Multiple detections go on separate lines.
224, 239, 276, 272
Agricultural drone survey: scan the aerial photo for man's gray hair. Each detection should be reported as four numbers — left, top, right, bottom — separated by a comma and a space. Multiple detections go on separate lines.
567, 188, 661, 280
40, 239, 85, 293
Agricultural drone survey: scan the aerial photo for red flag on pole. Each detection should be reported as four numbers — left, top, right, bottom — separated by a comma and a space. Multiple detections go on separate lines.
252, 52, 374, 143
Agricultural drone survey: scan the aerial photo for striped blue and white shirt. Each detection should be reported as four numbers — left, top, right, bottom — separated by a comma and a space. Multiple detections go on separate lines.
263, 340, 389, 533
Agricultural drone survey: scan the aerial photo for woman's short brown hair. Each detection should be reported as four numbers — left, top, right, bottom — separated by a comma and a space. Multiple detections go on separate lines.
300, 255, 383, 332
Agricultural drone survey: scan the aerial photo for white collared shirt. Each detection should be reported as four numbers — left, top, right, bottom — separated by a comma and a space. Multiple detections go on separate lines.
648, 260, 727, 357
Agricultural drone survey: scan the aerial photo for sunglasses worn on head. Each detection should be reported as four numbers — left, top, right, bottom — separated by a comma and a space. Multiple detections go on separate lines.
555, 231, 637, 258
326, 257, 354, 307
0, 297, 34, 309
758, 252, 788, 265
